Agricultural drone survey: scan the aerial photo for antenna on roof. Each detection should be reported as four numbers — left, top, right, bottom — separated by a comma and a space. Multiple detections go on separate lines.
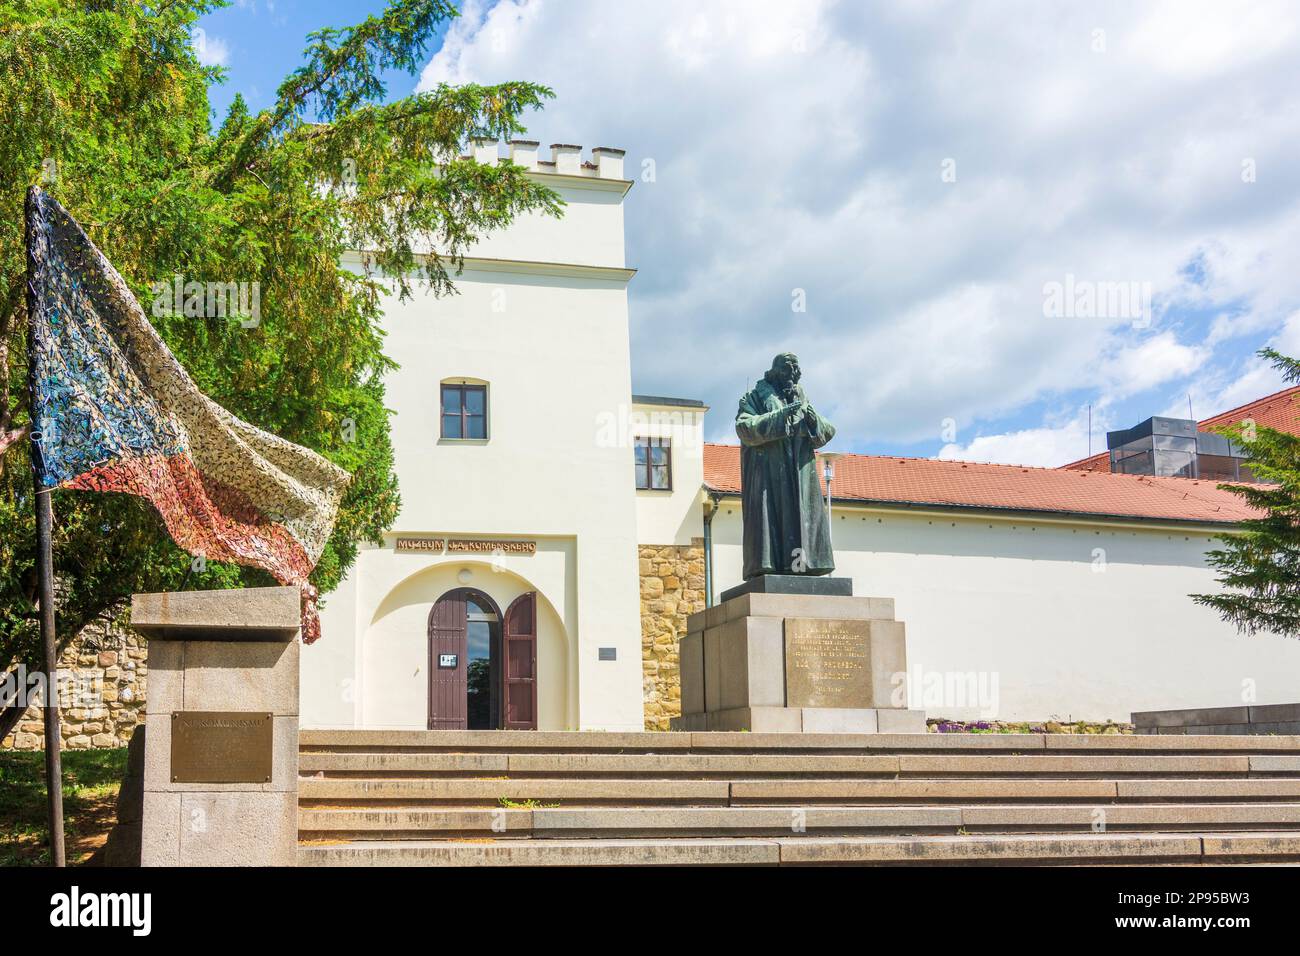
1188, 394, 1194, 421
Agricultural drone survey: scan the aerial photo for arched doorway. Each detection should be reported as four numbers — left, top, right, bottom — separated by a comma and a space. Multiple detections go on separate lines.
428, 588, 537, 730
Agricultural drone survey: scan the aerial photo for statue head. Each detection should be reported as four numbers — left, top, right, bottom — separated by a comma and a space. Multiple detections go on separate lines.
764, 352, 801, 390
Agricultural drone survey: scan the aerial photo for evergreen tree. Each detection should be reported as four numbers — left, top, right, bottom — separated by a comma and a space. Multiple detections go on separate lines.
1193, 348, 1300, 636
0, 0, 560, 739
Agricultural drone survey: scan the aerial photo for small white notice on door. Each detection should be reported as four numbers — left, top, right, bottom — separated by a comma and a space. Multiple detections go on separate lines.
438, 654, 458, 668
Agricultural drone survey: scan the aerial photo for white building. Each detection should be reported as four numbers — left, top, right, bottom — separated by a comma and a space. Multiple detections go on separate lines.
301, 140, 1300, 731
305, 140, 705, 732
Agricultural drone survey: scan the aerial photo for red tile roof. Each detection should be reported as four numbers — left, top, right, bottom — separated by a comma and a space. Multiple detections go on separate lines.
1059, 385, 1300, 473
703, 443, 1258, 525
1200, 384, 1300, 431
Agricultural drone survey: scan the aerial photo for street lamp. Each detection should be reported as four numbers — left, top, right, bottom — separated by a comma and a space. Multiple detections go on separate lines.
819, 452, 843, 549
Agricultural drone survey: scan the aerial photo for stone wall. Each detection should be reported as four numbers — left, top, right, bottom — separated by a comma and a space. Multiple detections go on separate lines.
1, 619, 147, 751
1133, 703, 1300, 735
639, 540, 706, 730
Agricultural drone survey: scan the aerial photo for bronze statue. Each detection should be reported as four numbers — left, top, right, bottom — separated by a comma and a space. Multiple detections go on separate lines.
735, 352, 836, 579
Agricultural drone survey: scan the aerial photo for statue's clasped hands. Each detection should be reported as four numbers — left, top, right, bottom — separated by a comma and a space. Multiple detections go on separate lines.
785, 400, 812, 423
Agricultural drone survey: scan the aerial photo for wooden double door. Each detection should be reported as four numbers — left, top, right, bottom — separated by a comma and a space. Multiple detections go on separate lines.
428, 588, 537, 730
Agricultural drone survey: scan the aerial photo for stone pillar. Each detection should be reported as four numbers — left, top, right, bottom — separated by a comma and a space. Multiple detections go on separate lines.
133, 586, 300, 867
670, 581, 926, 733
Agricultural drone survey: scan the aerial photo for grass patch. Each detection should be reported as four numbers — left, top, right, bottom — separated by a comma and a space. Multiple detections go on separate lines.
497, 797, 558, 809
0, 748, 129, 866
928, 719, 1134, 735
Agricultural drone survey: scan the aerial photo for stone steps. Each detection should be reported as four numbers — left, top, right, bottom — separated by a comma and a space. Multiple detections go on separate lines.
298, 776, 1300, 807
296, 730, 1300, 866
299, 729, 1300, 753
298, 802, 1300, 840
300, 777, 733, 804
298, 831, 1300, 867
299, 750, 1300, 777
732, 777, 1300, 803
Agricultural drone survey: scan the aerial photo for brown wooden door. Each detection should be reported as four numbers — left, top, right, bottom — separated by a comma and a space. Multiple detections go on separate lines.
502, 592, 538, 730
428, 591, 468, 730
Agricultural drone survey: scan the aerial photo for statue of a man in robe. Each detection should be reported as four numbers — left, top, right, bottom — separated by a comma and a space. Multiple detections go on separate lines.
734, 352, 836, 579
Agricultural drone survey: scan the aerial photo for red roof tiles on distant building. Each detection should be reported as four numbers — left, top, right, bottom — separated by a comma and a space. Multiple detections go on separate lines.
703, 444, 1258, 525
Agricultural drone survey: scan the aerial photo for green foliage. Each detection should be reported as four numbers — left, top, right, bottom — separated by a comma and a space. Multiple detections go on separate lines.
0, 747, 129, 865
1193, 348, 1300, 636
0, 1, 559, 715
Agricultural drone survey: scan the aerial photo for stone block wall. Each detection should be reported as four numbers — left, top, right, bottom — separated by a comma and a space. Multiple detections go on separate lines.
2, 619, 147, 751
1133, 703, 1300, 735
639, 540, 706, 730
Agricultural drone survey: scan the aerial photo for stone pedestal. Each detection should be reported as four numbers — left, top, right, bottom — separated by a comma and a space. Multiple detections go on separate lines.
718, 573, 853, 603
133, 586, 300, 867
670, 587, 926, 733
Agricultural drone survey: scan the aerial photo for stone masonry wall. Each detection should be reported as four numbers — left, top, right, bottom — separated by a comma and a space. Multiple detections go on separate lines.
640, 539, 706, 730
1, 619, 147, 751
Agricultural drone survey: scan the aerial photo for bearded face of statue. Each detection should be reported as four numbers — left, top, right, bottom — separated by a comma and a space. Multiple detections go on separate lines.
770, 353, 801, 401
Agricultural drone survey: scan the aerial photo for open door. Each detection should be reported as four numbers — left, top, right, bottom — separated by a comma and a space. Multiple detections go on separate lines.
502, 591, 538, 730
428, 590, 468, 730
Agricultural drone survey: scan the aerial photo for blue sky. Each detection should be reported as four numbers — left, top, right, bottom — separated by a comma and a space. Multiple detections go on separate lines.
198, 1, 1300, 465
197, 1, 416, 119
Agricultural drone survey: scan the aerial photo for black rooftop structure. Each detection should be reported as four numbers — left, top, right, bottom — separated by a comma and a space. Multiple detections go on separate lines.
1107, 415, 1252, 481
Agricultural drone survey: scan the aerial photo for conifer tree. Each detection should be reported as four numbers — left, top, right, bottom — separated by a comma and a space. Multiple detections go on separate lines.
1194, 348, 1300, 636
0, 0, 560, 739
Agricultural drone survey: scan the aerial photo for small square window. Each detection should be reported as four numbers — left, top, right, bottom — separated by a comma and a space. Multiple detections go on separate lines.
441, 384, 488, 440
634, 437, 671, 490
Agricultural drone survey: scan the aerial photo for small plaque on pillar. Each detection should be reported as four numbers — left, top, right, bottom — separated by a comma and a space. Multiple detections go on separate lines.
170, 711, 274, 783
784, 618, 872, 708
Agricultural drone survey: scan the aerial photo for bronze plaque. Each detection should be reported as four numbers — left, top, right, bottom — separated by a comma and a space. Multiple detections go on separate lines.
170, 711, 273, 783
395, 537, 537, 554
784, 619, 872, 708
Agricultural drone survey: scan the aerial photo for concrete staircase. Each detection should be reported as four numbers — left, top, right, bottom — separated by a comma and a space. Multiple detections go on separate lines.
296, 730, 1300, 866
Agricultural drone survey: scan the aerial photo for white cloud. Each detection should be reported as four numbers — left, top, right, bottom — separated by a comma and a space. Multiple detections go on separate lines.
193, 30, 230, 68
1100, 332, 1209, 399
970, 314, 1300, 463
938, 405, 1111, 468
1188, 310, 1300, 414
940, 427, 1089, 469
418, 0, 1300, 454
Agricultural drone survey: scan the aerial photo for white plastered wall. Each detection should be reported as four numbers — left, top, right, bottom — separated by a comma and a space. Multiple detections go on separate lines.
708, 501, 1300, 722
631, 402, 706, 546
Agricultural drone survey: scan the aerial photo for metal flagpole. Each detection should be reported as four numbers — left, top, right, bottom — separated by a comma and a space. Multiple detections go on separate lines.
32, 473, 64, 867
25, 187, 65, 867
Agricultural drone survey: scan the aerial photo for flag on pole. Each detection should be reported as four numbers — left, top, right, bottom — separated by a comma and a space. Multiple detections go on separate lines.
25, 187, 350, 642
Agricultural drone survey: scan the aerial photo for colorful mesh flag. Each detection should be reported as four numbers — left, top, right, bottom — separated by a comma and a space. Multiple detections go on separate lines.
25, 187, 350, 642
